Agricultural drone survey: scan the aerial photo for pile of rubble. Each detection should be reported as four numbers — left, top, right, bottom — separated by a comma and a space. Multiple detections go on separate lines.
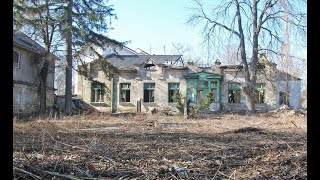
270, 105, 307, 116
158, 106, 180, 116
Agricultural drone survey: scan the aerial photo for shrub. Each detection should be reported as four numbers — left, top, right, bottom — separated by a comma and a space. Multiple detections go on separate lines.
198, 92, 213, 111
172, 91, 196, 118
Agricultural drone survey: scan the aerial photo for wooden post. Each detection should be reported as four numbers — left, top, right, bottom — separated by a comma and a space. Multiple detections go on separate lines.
183, 97, 187, 121
110, 75, 114, 113
137, 99, 141, 113
137, 100, 139, 113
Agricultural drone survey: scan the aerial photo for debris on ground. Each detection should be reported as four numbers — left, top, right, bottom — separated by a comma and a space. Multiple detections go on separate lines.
13, 113, 307, 179
269, 105, 307, 117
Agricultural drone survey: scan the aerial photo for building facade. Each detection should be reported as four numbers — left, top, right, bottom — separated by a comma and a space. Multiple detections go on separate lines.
76, 52, 301, 113
13, 31, 57, 115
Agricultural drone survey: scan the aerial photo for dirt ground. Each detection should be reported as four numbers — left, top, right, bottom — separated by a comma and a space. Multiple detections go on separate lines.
13, 112, 307, 179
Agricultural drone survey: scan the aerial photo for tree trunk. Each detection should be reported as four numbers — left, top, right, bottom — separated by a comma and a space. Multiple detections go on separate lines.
235, 0, 256, 114
39, 59, 50, 114
64, 0, 73, 115
243, 84, 255, 113
243, 0, 259, 114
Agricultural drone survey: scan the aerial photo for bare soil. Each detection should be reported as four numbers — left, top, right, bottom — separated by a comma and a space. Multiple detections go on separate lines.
13, 112, 307, 179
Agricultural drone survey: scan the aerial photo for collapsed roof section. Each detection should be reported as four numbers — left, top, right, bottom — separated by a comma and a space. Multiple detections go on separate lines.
104, 55, 183, 70
277, 70, 301, 81
87, 52, 301, 81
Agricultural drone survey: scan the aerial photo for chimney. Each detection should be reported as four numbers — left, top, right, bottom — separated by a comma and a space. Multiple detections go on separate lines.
259, 52, 266, 58
187, 61, 194, 65
214, 59, 221, 66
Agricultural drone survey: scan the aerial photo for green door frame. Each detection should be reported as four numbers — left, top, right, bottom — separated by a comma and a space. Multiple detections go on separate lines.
185, 72, 221, 104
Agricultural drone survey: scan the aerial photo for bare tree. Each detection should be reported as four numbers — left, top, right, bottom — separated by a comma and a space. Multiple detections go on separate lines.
188, 0, 306, 113
171, 42, 191, 55
171, 42, 203, 65
218, 43, 242, 65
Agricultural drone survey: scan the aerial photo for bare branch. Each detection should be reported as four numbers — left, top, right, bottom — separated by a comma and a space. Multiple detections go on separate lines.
189, 0, 240, 37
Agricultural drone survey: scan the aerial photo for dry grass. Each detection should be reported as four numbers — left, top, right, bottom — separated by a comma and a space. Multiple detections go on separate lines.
13, 112, 307, 179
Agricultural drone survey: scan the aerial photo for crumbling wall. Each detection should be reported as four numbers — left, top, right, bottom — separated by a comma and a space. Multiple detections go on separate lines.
76, 63, 112, 112
77, 63, 190, 113
12, 83, 54, 114
115, 66, 188, 113
76, 57, 298, 113
220, 70, 246, 110
13, 47, 56, 115
13, 83, 55, 115
277, 80, 301, 109
13, 84, 38, 114
221, 66, 278, 111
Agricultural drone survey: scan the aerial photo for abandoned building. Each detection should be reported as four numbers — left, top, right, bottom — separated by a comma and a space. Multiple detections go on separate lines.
13, 31, 57, 115
75, 47, 301, 113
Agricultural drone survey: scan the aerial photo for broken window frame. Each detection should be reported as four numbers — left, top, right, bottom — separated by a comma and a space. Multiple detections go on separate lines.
186, 78, 221, 104
13, 50, 20, 68
279, 91, 289, 106
186, 78, 197, 104
143, 83, 155, 103
120, 83, 131, 103
187, 87, 196, 103
91, 82, 105, 103
144, 63, 156, 70
168, 83, 180, 103
210, 81, 218, 103
197, 80, 209, 104
254, 83, 266, 103
228, 82, 241, 103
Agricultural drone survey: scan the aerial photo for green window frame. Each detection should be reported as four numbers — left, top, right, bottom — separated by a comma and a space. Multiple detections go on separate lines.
228, 82, 241, 103
120, 83, 131, 102
186, 79, 221, 104
255, 83, 266, 103
196, 80, 209, 104
91, 82, 105, 102
144, 83, 155, 102
210, 81, 218, 103
187, 80, 196, 103
168, 83, 180, 103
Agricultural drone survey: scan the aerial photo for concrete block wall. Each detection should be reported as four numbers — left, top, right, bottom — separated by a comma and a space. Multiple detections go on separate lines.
13, 83, 55, 114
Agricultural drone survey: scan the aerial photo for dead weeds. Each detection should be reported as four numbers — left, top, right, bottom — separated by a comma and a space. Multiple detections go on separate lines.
13, 112, 307, 179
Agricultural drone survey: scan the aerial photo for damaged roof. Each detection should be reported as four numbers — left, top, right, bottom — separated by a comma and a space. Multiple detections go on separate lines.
13, 31, 47, 54
278, 70, 301, 81
105, 55, 182, 69
13, 31, 60, 60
